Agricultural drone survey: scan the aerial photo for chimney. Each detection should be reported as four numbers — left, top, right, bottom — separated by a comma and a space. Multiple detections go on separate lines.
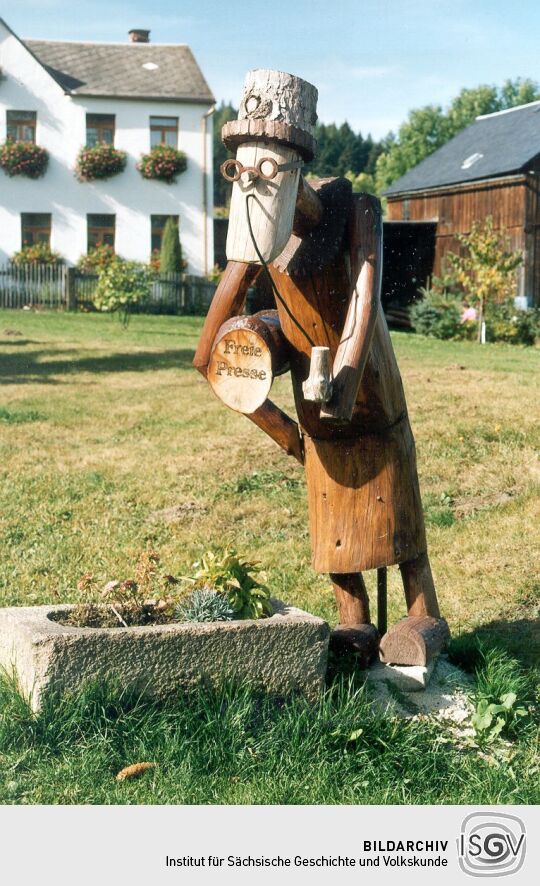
128, 29, 150, 43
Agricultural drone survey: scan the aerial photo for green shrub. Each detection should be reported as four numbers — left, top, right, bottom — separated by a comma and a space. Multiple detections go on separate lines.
411, 289, 466, 340
159, 218, 184, 273
413, 287, 539, 346
11, 243, 63, 265
485, 300, 540, 345
92, 258, 154, 324
75, 145, 127, 181
0, 141, 48, 178
137, 145, 187, 183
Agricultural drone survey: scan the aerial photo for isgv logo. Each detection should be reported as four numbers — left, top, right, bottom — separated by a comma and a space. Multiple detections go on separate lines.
458, 812, 526, 877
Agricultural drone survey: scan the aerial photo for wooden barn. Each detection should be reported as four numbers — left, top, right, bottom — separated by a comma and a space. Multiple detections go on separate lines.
382, 101, 540, 307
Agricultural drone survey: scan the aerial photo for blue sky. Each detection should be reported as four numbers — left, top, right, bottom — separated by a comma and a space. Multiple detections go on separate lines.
4, 1, 540, 138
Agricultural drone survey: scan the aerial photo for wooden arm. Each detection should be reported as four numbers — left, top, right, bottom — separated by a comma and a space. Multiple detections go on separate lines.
247, 399, 304, 464
320, 194, 383, 423
292, 176, 324, 235
193, 260, 261, 376
193, 259, 303, 462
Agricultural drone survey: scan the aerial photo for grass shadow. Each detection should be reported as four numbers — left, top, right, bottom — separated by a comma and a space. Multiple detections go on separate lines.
449, 617, 540, 672
0, 348, 196, 384
0, 339, 41, 347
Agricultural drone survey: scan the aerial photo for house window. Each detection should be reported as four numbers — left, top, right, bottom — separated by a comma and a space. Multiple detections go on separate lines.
151, 215, 179, 253
150, 116, 178, 148
7, 111, 37, 143
402, 199, 410, 221
87, 214, 115, 250
86, 114, 115, 146
21, 213, 51, 247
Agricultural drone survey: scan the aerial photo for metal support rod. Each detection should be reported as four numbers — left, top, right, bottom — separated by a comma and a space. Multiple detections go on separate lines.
377, 566, 387, 637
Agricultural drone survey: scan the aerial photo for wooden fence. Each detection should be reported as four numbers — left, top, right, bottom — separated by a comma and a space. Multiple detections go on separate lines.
0, 263, 65, 309
0, 264, 217, 314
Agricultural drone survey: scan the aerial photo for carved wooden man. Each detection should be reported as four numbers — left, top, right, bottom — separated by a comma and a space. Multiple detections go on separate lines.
194, 69, 448, 665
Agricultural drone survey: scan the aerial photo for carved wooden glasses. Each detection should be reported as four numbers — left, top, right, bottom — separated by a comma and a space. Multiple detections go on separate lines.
220, 157, 304, 182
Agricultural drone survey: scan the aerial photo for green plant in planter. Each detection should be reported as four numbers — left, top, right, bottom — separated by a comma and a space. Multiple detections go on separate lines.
0, 141, 48, 178
187, 549, 273, 620
175, 588, 235, 623
11, 243, 63, 266
75, 145, 127, 182
92, 258, 154, 325
137, 145, 187, 183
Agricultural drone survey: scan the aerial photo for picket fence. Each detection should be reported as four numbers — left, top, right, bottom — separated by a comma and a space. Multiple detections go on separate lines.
0, 264, 217, 314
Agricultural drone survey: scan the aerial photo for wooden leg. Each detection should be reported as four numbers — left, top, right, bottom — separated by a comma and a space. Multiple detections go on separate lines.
330, 572, 371, 625
380, 616, 450, 666
377, 567, 387, 636
399, 552, 440, 619
329, 624, 379, 667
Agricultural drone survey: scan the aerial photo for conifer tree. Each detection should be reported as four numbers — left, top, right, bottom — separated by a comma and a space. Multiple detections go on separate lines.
160, 218, 183, 273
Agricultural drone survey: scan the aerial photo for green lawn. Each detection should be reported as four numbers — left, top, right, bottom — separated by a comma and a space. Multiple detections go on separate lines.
0, 310, 538, 804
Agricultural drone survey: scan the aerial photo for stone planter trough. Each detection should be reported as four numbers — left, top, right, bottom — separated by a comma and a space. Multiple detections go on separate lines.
0, 601, 329, 711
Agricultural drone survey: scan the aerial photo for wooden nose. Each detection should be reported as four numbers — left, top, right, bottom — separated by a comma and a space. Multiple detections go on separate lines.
241, 167, 259, 184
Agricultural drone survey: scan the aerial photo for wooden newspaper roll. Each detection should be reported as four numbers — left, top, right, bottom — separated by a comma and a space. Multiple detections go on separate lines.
207, 311, 290, 414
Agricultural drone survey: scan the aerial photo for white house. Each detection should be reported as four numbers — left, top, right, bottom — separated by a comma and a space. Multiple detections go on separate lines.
0, 19, 214, 275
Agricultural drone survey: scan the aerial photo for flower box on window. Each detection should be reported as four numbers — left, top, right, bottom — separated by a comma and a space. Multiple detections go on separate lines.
11, 243, 63, 266
0, 141, 48, 178
76, 244, 117, 273
137, 145, 187, 184
75, 144, 127, 182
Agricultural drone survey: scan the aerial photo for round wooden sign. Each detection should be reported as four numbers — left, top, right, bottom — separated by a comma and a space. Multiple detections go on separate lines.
208, 326, 273, 414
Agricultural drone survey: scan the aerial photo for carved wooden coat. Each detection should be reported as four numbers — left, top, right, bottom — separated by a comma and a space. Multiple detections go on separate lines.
268, 179, 427, 574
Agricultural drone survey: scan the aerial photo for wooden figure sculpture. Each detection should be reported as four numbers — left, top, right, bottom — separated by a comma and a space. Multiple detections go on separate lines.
194, 70, 449, 666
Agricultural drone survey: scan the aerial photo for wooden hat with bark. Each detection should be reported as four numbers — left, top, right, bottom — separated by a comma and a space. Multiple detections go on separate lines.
222, 69, 318, 160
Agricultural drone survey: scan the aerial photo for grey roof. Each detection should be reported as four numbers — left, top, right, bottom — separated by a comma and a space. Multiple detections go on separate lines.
383, 101, 540, 196
22, 38, 214, 104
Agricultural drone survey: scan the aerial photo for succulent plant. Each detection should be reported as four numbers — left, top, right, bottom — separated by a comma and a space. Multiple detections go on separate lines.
175, 588, 235, 623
